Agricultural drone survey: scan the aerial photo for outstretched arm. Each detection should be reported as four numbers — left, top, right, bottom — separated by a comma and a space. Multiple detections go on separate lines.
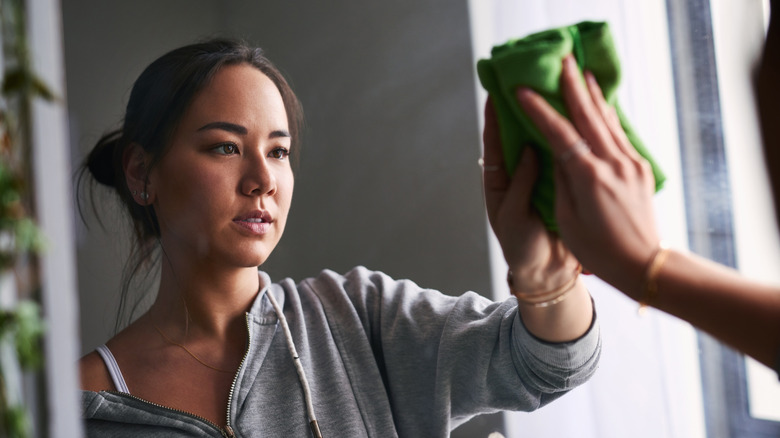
516, 54, 780, 369
482, 94, 593, 343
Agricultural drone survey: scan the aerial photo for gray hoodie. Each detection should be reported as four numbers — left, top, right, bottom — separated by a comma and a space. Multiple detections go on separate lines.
82, 266, 601, 437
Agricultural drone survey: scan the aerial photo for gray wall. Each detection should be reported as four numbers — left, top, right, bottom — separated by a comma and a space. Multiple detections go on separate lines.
63, 1, 498, 434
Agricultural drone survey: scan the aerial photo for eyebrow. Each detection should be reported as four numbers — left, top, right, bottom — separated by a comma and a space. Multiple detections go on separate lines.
198, 121, 248, 135
197, 121, 291, 139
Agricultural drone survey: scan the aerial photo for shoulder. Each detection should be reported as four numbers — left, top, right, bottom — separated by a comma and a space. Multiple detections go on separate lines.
297, 266, 477, 315
79, 350, 115, 392
277, 267, 410, 322
298, 266, 421, 297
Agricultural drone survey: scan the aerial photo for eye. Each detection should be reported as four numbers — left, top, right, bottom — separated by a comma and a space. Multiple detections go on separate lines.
269, 147, 290, 161
213, 142, 238, 155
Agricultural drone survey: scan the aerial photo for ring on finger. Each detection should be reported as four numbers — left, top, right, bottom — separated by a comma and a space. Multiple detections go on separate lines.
557, 139, 591, 163
478, 157, 501, 172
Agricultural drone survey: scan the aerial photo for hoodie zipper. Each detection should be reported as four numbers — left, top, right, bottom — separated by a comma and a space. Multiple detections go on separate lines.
106, 391, 233, 436
224, 312, 253, 436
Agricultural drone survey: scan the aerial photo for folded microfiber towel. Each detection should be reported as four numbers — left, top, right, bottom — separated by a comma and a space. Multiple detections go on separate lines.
477, 21, 665, 231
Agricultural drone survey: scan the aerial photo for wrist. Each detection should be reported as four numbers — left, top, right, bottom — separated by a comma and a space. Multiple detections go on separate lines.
637, 241, 671, 313
506, 257, 581, 292
509, 263, 583, 307
516, 279, 594, 342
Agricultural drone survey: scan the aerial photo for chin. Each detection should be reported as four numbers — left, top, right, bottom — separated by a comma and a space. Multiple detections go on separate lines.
232, 252, 269, 268
239, 248, 273, 268
225, 236, 280, 269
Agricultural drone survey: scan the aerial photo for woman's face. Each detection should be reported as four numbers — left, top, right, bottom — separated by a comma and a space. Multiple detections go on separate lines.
148, 63, 294, 270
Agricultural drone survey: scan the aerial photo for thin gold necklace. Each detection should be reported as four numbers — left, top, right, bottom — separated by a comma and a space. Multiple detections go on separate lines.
154, 325, 234, 373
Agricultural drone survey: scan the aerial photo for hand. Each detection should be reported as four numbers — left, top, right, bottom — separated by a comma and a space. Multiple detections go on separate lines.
516, 54, 660, 296
482, 97, 580, 294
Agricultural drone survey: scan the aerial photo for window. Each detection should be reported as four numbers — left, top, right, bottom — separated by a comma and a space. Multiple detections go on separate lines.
469, 0, 778, 436
691, 0, 780, 435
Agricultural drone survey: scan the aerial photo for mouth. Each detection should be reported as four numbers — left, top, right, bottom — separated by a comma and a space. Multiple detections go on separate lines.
233, 210, 273, 234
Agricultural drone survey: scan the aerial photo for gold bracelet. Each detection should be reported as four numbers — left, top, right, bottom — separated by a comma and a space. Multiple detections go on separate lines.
638, 241, 670, 315
509, 264, 583, 307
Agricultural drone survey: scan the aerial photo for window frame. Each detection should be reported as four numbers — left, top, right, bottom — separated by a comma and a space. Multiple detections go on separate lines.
669, 0, 780, 435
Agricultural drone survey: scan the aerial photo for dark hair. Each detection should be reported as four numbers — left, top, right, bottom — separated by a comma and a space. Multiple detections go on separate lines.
78, 38, 303, 329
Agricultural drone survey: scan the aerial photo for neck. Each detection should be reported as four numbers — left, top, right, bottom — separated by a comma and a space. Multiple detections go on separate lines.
149, 261, 261, 341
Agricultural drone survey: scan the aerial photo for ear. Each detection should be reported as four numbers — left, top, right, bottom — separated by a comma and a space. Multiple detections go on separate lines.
123, 143, 154, 205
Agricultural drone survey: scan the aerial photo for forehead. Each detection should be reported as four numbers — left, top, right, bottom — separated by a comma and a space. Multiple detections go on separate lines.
182, 63, 288, 129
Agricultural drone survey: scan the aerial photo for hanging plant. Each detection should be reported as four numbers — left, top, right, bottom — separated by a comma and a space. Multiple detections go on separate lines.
0, 0, 54, 436
0, 161, 46, 270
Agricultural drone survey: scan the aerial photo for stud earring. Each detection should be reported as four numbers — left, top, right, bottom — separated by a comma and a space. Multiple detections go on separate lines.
132, 190, 150, 202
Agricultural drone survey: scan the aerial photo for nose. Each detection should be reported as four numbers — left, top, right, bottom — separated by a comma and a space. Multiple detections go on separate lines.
240, 152, 277, 197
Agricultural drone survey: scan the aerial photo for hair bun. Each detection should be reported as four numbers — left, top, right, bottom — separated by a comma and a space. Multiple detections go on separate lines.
86, 130, 122, 188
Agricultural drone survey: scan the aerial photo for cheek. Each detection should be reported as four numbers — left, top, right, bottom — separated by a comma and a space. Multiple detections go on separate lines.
278, 173, 294, 208
274, 173, 294, 224
155, 165, 231, 223
197, 171, 234, 205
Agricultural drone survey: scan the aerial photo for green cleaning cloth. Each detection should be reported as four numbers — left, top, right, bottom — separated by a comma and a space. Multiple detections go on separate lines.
476, 21, 665, 231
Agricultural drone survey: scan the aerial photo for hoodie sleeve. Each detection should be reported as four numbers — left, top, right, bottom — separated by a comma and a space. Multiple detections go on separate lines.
310, 266, 601, 435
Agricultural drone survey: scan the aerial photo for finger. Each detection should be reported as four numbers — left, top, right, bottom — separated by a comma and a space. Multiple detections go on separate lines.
583, 71, 656, 187
559, 54, 620, 159
583, 71, 640, 161
516, 87, 582, 161
482, 98, 508, 180
482, 98, 510, 222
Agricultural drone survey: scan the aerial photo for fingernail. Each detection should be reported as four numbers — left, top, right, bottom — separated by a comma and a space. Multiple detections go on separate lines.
563, 54, 576, 68
584, 71, 597, 85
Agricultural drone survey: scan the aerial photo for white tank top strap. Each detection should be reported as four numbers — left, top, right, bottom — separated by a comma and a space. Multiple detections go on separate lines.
95, 344, 130, 393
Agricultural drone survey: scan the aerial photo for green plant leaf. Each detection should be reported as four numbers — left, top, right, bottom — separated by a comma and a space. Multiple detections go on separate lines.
1, 68, 56, 102
14, 300, 44, 369
1, 68, 26, 96
14, 218, 45, 255
31, 75, 55, 101
3, 403, 31, 438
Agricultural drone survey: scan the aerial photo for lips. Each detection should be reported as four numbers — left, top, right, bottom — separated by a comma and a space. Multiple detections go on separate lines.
233, 210, 273, 235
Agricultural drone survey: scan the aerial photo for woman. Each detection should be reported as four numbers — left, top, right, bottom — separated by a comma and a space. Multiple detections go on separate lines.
78, 39, 600, 437
514, 3, 780, 374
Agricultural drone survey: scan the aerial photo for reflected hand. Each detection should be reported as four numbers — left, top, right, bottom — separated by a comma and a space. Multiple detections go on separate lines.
482, 98, 580, 295
516, 54, 660, 296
